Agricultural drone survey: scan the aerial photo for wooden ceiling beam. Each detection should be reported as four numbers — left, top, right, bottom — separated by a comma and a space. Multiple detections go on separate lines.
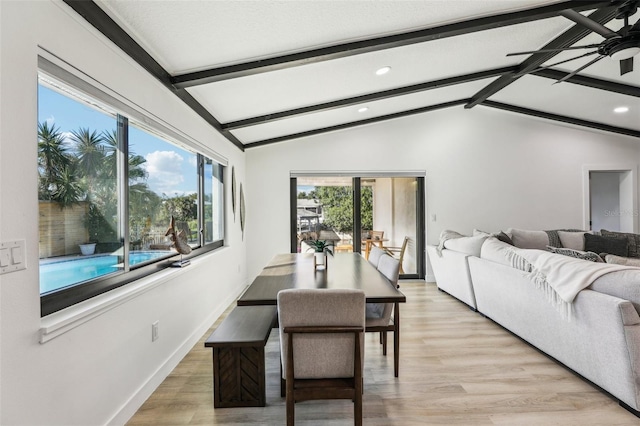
243, 99, 468, 148
62, 0, 246, 151
482, 100, 640, 138
223, 67, 517, 131
172, 1, 612, 88
532, 68, 640, 97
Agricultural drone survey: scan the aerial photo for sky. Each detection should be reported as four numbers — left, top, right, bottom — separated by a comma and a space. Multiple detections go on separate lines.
38, 85, 197, 196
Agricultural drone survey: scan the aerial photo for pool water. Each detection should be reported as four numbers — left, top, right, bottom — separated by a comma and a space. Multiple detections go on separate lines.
40, 251, 174, 294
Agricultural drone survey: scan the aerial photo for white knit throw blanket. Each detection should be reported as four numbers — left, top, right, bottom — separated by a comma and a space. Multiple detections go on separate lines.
512, 250, 634, 320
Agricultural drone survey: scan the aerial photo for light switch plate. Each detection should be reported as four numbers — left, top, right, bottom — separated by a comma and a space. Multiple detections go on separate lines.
1, 240, 26, 274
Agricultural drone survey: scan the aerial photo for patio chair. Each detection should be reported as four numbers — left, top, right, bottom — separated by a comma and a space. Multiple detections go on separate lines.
384, 236, 409, 276
365, 254, 400, 377
278, 288, 365, 426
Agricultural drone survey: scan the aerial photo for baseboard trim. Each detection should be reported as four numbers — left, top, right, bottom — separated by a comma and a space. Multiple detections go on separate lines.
107, 284, 247, 425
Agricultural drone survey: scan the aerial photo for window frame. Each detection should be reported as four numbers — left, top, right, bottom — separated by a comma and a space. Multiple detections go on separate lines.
38, 55, 226, 317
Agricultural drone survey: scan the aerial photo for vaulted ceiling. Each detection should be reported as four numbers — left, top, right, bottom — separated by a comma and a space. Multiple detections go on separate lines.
65, 1, 640, 151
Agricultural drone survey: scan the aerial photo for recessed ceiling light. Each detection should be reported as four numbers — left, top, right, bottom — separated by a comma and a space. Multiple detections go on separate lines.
358, 107, 369, 113
614, 106, 629, 113
375, 66, 391, 76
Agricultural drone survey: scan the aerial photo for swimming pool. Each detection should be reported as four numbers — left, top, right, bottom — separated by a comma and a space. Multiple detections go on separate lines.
40, 251, 174, 294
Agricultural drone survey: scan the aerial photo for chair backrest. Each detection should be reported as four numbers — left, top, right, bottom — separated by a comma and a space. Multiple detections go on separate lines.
278, 289, 365, 379
370, 230, 384, 241
377, 254, 400, 287
368, 245, 386, 267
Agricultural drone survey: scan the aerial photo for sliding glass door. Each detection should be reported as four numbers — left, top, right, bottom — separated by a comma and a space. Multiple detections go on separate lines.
290, 173, 425, 279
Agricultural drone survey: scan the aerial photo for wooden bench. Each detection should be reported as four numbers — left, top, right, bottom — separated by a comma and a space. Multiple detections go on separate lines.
204, 305, 278, 408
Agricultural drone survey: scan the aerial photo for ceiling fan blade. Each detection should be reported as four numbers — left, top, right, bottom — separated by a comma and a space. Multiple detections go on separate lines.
632, 18, 640, 32
506, 44, 601, 56
620, 57, 634, 75
554, 55, 606, 84
540, 50, 599, 69
516, 51, 599, 77
560, 9, 620, 39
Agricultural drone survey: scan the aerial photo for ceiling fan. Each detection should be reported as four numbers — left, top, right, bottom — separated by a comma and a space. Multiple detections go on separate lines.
507, 0, 640, 83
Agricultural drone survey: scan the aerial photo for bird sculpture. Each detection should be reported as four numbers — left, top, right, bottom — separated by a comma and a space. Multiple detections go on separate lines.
165, 216, 192, 267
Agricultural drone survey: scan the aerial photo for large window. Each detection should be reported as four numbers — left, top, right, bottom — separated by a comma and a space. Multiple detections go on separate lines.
38, 72, 225, 316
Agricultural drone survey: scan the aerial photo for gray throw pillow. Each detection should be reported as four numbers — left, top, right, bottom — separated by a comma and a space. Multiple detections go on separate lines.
496, 231, 514, 246
584, 233, 629, 257
546, 246, 603, 262
600, 230, 640, 258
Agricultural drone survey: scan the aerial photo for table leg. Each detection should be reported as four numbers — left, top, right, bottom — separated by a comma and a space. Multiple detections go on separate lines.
394, 302, 399, 378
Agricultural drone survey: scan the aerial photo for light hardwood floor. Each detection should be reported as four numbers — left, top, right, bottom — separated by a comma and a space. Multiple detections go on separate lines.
127, 281, 640, 425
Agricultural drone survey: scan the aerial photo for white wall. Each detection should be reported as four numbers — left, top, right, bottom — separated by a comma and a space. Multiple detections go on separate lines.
246, 106, 640, 280
0, 2, 246, 425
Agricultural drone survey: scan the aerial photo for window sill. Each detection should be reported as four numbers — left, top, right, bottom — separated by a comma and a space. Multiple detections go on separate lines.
39, 250, 221, 343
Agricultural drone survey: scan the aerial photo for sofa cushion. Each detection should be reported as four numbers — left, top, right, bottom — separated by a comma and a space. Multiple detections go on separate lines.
590, 269, 640, 313
600, 230, 640, 258
546, 246, 603, 262
584, 233, 629, 257
444, 235, 487, 257
603, 254, 640, 267
557, 231, 590, 250
480, 237, 514, 266
506, 228, 549, 250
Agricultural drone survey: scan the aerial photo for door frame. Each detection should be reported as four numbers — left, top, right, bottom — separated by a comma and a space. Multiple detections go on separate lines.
290, 172, 426, 279
582, 164, 638, 232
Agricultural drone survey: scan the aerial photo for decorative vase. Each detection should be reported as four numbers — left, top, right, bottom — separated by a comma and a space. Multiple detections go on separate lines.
314, 251, 327, 270
79, 243, 96, 256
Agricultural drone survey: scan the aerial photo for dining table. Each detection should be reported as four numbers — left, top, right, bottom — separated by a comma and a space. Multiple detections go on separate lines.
237, 252, 406, 375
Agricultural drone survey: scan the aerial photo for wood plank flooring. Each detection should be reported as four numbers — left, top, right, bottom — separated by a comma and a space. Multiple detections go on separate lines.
126, 281, 640, 425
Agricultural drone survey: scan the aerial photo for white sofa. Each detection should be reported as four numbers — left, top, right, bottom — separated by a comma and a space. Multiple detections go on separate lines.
426, 246, 476, 309
428, 229, 640, 414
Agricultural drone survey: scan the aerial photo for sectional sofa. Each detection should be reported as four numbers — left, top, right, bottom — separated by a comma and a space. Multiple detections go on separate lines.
427, 228, 640, 415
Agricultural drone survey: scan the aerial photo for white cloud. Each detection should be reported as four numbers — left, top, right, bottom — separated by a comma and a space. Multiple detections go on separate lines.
144, 151, 185, 195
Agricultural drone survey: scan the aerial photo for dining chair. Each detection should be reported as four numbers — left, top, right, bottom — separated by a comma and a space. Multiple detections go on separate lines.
384, 236, 409, 276
367, 245, 386, 268
278, 288, 365, 426
365, 254, 400, 377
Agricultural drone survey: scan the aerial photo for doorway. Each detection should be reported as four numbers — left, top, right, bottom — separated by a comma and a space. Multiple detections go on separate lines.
583, 165, 637, 233
290, 173, 425, 279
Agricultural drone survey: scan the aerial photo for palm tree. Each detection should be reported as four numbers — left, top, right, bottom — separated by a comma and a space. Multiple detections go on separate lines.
53, 162, 84, 207
37, 122, 71, 200
71, 127, 105, 179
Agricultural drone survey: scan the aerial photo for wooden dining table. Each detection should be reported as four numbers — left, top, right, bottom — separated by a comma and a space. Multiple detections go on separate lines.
237, 252, 406, 375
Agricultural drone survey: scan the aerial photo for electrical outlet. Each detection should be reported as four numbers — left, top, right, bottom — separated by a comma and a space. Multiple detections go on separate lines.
152, 321, 159, 342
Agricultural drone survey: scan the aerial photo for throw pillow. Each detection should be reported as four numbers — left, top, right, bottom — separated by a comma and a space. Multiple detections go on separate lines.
557, 231, 590, 251
600, 230, 640, 258
496, 231, 514, 246
603, 254, 640, 267
443, 235, 487, 257
506, 228, 549, 250
473, 229, 514, 245
584, 233, 629, 257
546, 246, 603, 262
480, 237, 514, 267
